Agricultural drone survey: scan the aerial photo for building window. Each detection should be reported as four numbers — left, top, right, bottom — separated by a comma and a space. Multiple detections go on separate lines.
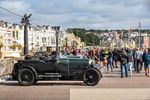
16, 30, 19, 40
51, 37, 55, 45
42, 37, 46, 43
8, 39, 11, 44
13, 31, 15, 38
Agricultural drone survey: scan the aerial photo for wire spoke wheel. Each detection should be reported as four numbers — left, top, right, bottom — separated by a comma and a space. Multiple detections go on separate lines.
18, 68, 35, 86
83, 68, 101, 86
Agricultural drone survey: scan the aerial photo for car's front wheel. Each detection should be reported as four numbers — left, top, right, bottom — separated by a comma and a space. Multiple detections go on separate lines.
18, 68, 35, 86
83, 68, 101, 86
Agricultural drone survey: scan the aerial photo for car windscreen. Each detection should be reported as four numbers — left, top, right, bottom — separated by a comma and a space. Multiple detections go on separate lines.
58, 55, 68, 59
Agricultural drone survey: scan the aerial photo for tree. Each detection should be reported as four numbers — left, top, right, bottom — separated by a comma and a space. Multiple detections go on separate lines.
17, 44, 23, 50
10, 44, 17, 50
71, 28, 100, 46
9, 42, 22, 51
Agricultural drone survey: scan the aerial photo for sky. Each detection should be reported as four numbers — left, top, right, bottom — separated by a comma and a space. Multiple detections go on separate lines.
0, 0, 150, 29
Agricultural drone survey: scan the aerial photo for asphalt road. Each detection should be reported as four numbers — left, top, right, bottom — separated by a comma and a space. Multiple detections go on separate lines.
0, 69, 150, 100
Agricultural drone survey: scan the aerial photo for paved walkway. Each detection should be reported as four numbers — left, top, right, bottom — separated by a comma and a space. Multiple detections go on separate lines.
0, 67, 150, 100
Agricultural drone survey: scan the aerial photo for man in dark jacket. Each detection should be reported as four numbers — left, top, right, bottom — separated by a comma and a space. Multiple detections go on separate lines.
119, 48, 128, 78
113, 49, 119, 68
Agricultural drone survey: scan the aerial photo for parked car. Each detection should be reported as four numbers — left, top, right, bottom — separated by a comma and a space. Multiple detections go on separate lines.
11, 54, 102, 86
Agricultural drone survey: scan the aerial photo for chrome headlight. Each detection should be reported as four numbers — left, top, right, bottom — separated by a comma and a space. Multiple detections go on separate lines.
94, 64, 101, 69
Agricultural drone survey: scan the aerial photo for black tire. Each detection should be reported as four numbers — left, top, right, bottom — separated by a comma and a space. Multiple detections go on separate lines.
18, 68, 35, 86
83, 68, 101, 86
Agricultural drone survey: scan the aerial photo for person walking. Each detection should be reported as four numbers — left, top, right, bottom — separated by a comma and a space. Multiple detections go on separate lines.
94, 50, 100, 65
103, 57, 108, 73
100, 49, 105, 62
127, 49, 133, 77
133, 48, 137, 71
134, 48, 143, 73
119, 48, 128, 78
143, 49, 147, 74
104, 49, 110, 73
143, 49, 150, 77
107, 49, 113, 72
112, 48, 119, 68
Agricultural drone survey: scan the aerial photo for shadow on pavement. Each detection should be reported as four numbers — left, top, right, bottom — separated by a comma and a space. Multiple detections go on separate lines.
0, 81, 84, 86
36, 82, 84, 86
103, 75, 121, 78
104, 73, 145, 77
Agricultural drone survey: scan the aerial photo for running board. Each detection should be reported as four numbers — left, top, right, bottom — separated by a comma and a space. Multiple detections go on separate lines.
38, 73, 62, 78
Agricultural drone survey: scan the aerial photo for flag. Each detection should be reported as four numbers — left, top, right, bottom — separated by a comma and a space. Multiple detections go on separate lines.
138, 21, 141, 28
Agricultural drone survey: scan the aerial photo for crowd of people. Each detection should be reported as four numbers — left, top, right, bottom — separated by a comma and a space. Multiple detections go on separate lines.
62, 47, 150, 78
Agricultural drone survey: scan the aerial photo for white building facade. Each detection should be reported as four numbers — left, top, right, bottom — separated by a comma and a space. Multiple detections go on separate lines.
0, 20, 66, 57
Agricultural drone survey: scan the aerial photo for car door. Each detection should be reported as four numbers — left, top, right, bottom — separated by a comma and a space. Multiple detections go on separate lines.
69, 58, 82, 73
69, 58, 89, 73
34, 60, 55, 73
56, 58, 69, 74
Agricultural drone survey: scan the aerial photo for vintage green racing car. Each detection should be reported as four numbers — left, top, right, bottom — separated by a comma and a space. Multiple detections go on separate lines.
11, 54, 102, 86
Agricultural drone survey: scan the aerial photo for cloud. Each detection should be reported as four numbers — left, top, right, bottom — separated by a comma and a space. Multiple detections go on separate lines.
0, 0, 150, 29
0, 0, 30, 13
0, 0, 32, 23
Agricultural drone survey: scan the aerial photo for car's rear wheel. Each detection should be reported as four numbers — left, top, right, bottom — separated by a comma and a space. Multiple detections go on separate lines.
18, 68, 35, 86
83, 68, 101, 86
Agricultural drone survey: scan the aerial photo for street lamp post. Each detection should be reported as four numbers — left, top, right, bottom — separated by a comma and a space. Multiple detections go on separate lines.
65, 38, 68, 49
52, 26, 60, 57
93, 34, 94, 48
138, 28, 141, 48
21, 13, 32, 56
138, 21, 142, 48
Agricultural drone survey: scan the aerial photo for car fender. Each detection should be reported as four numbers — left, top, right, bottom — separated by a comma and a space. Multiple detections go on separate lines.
20, 65, 38, 80
88, 66, 102, 77
95, 67, 102, 77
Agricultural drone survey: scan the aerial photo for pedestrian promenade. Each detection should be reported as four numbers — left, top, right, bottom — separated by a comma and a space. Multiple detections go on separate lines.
0, 65, 150, 100
102, 67, 146, 78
